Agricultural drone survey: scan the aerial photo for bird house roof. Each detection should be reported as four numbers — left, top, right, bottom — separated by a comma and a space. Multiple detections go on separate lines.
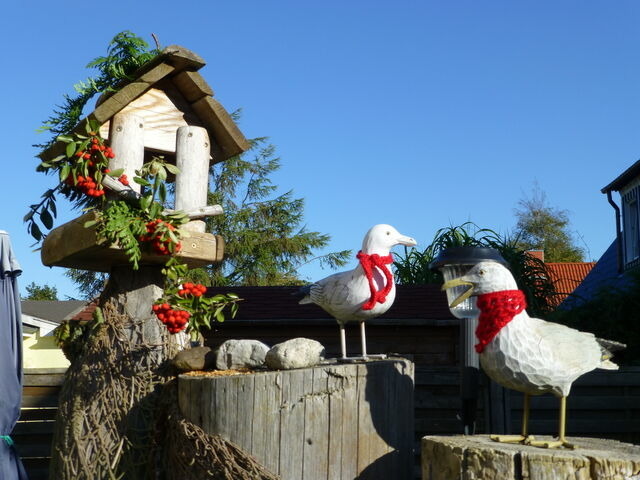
39, 45, 250, 165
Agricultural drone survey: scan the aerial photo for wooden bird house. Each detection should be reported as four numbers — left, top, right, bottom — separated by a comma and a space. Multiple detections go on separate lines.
40, 45, 250, 272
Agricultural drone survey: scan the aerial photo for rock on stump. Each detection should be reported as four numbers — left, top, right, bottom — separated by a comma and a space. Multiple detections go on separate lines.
422, 435, 640, 480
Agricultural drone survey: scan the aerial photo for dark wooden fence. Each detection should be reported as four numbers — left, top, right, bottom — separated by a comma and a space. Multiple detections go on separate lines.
13, 369, 65, 480
13, 366, 640, 480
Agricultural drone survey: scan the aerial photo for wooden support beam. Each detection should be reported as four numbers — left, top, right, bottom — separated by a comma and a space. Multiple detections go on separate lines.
101, 176, 223, 220
175, 126, 210, 233
108, 112, 145, 193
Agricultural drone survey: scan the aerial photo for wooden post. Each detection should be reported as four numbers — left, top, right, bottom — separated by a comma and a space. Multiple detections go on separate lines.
175, 126, 210, 233
108, 112, 145, 193
179, 358, 415, 480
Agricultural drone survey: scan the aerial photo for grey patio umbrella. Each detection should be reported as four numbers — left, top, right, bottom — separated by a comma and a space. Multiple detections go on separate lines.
0, 231, 28, 479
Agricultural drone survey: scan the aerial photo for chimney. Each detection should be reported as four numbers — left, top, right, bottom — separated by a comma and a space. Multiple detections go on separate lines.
527, 250, 545, 262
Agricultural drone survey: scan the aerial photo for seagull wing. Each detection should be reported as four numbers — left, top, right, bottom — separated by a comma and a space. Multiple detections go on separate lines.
528, 317, 603, 380
306, 270, 371, 321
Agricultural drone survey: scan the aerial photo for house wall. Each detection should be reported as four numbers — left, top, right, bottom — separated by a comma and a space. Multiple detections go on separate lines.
23, 332, 69, 370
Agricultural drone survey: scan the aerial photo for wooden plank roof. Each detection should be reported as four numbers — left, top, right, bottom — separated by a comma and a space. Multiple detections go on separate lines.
40, 45, 250, 165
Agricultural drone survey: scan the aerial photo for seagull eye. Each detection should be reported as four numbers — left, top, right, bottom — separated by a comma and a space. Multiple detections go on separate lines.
479, 269, 485, 276
386, 231, 390, 235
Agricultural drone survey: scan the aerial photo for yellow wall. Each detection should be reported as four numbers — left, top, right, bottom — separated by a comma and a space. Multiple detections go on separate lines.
23, 332, 69, 370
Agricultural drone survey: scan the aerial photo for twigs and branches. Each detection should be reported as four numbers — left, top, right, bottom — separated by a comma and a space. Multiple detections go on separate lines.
156, 380, 281, 480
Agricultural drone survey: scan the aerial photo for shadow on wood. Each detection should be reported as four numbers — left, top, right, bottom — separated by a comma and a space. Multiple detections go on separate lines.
178, 358, 415, 480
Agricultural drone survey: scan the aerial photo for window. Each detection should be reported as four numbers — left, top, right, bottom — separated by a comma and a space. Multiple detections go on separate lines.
622, 185, 640, 268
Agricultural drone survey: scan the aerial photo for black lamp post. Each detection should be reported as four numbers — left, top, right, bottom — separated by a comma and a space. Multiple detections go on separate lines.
430, 246, 507, 435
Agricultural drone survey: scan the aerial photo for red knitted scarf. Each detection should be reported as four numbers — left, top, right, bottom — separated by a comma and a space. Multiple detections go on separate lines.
475, 289, 526, 353
356, 251, 394, 310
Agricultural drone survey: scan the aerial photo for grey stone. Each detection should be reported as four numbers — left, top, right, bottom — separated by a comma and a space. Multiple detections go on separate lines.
215, 339, 270, 370
265, 338, 325, 370
173, 346, 215, 372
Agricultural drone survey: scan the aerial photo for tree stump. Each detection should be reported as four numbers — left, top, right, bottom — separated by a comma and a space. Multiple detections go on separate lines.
421, 435, 640, 480
179, 358, 415, 480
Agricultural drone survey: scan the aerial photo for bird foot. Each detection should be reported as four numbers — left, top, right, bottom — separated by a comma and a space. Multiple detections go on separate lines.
490, 434, 535, 445
337, 354, 387, 363
526, 438, 576, 449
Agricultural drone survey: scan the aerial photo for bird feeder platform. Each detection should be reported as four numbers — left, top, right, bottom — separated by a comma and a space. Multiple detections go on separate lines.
421, 435, 640, 480
41, 212, 224, 272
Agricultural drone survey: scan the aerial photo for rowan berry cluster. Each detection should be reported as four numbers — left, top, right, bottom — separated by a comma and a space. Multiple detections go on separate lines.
139, 218, 182, 255
178, 282, 207, 297
74, 137, 116, 159
65, 174, 106, 197
152, 303, 191, 334
118, 174, 129, 186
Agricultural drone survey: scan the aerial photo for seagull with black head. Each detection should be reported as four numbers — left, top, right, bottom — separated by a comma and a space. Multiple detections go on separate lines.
298, 224, 417, 360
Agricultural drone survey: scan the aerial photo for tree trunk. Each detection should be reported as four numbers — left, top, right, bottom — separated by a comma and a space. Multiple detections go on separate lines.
49, 266, 185, 479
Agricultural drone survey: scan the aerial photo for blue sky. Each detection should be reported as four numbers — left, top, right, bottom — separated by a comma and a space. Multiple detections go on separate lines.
1, 1, 639, 299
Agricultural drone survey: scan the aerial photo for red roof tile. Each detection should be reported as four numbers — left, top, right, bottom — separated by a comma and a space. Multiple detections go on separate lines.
546, 262, 596, 303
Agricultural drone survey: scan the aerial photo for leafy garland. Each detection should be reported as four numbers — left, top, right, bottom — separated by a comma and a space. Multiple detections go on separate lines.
30, 32, 240, 340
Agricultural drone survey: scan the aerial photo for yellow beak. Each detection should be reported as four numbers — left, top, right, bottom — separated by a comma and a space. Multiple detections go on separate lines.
441, 278, 474, 308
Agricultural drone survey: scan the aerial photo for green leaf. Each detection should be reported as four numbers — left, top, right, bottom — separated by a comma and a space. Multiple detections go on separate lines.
57, 135, 74, 143
158, 182, 167, 205
156, 167, 167, 182
108, 168, 124, 177
165, 163, 180, 175
29, 222, 42, 241
139, 195, 151, 211
40, 209, 54, 229
84, 220, 98, 228
65, 142, 76, 158
59, 164, 71, 182
134, 177, 151, 187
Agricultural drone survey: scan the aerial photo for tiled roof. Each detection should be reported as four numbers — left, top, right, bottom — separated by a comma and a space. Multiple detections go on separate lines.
563, 240, 635, 308
62, 285, 455, 323
21, 300, 88, 324
69, 300, 99, 322
547, 262, 596, 300
205, 285, 455, 321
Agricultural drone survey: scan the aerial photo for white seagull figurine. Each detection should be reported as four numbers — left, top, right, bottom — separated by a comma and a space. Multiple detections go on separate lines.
442, 261, 624, 448
298, 224, 417, 360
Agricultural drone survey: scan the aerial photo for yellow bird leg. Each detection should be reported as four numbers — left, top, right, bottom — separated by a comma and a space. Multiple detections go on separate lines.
527, 396, 576, 449
491, 393, 535, 444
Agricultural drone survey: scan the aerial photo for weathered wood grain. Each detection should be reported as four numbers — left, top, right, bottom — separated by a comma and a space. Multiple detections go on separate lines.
421, 435, 640, 480
178, 358, 415, 480
191, 96, 250, 161
327, 367, 345, 479
41, 212, 224, 272
108, 112, 145, 193
302, 368, 329, 478
175, 126, 210, 233
278, 369, 305, 480
98, 86, 205, 155
161, 45, 206, 71
172, 70, 214, 102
